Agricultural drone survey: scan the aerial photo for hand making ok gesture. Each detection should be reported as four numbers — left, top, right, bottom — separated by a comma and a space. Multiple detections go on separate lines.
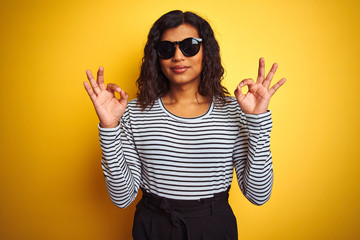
83, 67, 129, 128
234, 58, 286, 114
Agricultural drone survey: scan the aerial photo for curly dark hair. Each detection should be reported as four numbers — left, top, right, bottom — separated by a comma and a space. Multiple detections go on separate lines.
136, 10, 229, 110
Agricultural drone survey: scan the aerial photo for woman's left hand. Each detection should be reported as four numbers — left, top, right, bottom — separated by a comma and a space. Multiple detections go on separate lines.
234, 58, 286, 114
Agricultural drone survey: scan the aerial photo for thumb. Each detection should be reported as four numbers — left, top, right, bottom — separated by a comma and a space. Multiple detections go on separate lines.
119, 89, 129, 104
234, 82, 246, 102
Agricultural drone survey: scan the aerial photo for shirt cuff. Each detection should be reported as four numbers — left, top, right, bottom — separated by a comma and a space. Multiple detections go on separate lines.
98, 122, 121, 139
244, 110, 272, 131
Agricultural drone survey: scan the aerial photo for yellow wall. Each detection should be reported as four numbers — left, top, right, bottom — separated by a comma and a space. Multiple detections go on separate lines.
1, 0, 359, 239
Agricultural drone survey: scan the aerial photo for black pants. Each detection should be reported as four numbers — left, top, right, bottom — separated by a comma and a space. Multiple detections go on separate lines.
132, 188, 238, 240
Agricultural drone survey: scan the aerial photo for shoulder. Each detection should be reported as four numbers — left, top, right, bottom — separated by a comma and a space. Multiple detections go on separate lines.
127, 98, 139, 108
213, 96, 241, 111
123, 98, 162, 120
122, 99, 141, 121
126, 98, 159, 111
225, 96, 240, 108
210, 96, 244, 121
125, 98, 146, 113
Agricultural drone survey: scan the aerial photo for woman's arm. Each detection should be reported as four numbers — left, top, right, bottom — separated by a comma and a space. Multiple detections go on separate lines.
233, 110, 273, 205
84, 67, 141, 208
232, 58, 285, 205
99, 108, 142, 208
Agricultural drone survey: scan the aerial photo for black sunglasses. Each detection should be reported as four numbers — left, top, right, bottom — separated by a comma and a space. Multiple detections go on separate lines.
157, 37, 203, 59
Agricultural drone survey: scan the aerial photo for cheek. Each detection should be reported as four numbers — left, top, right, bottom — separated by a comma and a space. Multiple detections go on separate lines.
159, 60, 168, 74
194, 52, 203, 70
196, 48, 203, 66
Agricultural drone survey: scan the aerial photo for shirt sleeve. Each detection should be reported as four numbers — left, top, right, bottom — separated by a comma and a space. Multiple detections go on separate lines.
98, 109, 142, 208
233, 110, 273, 206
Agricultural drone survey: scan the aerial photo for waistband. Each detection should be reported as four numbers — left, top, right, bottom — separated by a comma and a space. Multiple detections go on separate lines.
140, 188, 230, 217
138, 188, 231, 240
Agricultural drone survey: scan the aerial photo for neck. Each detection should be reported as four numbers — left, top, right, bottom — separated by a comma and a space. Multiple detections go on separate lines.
162, 84, 210, 105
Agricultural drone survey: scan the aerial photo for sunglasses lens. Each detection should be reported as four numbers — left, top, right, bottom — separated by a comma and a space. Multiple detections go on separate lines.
180, 38, 201, 57
157, 38, 202, 59
157, 41, 174, 59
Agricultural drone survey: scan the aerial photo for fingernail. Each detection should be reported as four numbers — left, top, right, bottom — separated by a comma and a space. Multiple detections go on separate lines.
117, 87, 121, 92
240, 82, 244, 86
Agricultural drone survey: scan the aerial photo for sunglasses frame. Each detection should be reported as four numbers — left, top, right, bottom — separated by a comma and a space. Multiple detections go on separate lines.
157, 37, 203, 59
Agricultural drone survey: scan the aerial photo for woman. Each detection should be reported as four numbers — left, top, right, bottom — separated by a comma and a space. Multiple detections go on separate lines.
84, 10, 286, 240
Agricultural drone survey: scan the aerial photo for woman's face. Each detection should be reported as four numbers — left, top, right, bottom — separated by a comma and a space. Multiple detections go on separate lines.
159, 24, 203, 89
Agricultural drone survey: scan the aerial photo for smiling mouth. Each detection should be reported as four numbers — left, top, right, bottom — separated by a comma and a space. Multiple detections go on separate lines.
171, 66, 190, 73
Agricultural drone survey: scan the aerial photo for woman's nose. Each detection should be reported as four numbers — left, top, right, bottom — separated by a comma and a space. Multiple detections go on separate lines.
172, 45, 185, 61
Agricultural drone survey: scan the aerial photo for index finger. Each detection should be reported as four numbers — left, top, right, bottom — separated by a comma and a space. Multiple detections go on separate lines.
257, 57, 265, 83
86, 69, 101, 95
263, 63, 278, 89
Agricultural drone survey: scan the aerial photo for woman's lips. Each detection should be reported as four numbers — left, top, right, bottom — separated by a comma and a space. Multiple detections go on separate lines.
171, 65, 189, 73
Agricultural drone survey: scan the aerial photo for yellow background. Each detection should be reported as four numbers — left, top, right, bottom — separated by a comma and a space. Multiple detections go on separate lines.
1, 0, 359, 239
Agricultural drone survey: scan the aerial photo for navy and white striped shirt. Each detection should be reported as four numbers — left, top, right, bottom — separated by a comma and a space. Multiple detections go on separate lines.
99, 97, 273, 208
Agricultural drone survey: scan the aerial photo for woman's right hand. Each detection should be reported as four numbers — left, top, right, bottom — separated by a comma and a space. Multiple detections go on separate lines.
83, 66, 129, 128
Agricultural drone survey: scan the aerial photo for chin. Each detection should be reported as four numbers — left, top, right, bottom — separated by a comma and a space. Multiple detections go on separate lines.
169, 75, 200, 86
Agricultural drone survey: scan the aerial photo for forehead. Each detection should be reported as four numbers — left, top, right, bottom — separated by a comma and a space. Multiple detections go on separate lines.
161, 24, 199, 41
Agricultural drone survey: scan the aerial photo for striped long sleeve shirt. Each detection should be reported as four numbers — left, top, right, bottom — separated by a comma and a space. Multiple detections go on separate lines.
99, 97, 273, 208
